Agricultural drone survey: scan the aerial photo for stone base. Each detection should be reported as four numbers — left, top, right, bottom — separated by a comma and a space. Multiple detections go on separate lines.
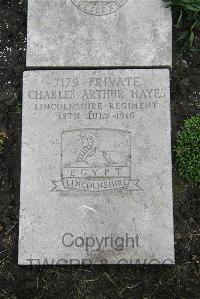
18, 69, 174, 265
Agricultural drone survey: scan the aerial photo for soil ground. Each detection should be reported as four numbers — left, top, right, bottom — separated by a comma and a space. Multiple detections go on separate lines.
0, 0, 200, 298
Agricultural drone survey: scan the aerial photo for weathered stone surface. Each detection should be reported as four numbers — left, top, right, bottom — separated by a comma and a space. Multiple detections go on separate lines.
19, 69, 174, 265
26, 0, 172, 67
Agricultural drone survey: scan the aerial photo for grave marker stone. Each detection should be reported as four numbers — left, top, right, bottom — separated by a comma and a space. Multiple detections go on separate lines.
18, 69, 174, 265
26, 0, 172, 67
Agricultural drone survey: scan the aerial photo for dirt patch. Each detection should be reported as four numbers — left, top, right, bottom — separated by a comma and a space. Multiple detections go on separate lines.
0, 1, 200, 298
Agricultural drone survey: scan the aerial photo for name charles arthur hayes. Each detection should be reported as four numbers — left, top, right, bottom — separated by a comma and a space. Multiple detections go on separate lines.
29, 75, 166, 101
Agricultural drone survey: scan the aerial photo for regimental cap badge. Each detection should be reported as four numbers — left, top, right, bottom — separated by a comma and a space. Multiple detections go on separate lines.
71, 0, 128, 16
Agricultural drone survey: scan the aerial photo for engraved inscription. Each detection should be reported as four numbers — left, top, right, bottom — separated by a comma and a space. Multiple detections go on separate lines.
29, 75, 163, 122
25, 71, 167, 194
71, 0, 128, 16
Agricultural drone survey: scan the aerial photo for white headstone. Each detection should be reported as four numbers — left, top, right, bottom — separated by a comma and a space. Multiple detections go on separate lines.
18, 69, 174, 265
26, 0, 172, 67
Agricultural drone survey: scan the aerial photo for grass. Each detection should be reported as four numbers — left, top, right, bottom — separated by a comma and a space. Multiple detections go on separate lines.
15, 102, 22, 113
175, 115, 200, 185
163, 0, 200, 52
0, 132, 7, 153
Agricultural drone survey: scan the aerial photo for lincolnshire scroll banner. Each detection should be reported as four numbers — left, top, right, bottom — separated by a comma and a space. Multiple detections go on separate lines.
52, 178, 141, 192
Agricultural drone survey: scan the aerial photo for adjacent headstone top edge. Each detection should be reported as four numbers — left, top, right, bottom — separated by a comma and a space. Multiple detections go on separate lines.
26, 0, 172, 68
